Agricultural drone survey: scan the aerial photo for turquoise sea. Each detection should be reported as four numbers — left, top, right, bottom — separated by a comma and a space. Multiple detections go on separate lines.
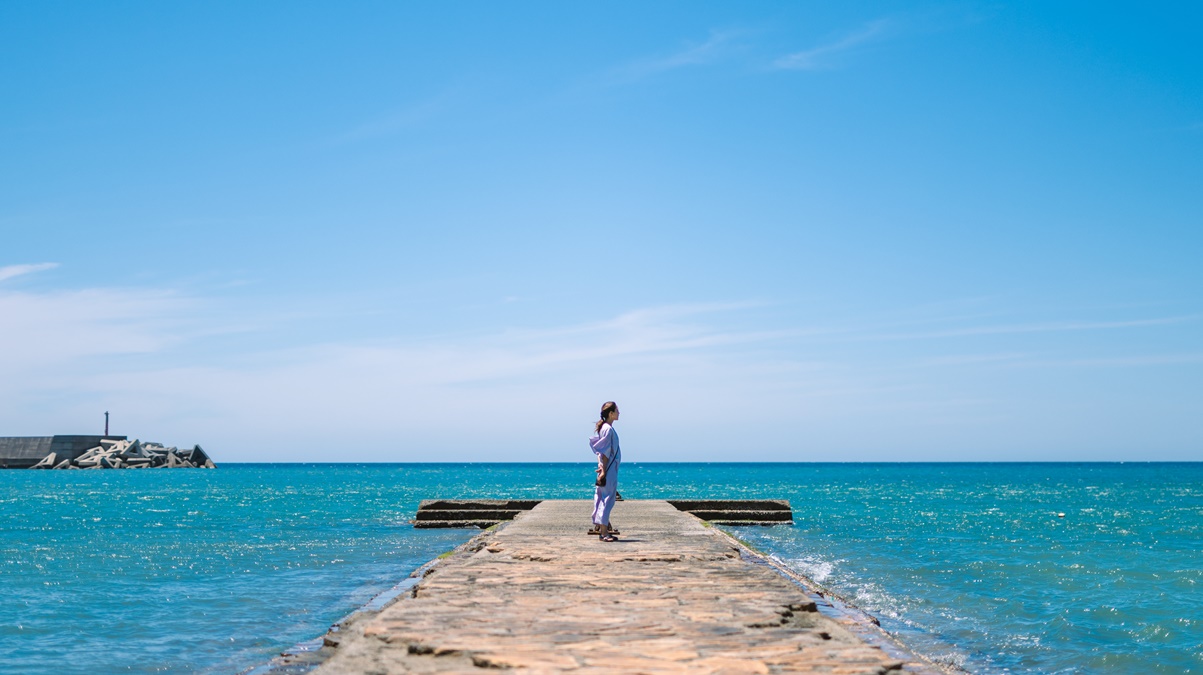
2, 463, 1201, 674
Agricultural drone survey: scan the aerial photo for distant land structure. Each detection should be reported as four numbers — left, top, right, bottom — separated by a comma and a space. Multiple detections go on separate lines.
0, 436, 214, 469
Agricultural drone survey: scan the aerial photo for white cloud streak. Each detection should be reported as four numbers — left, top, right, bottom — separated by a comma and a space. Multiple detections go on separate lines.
609, 30, 741, 83
859, 315, 1197, 342
1019, 353, 1203, 368
0, 262, 58, 283
0, 287, 192, 374
329, 92, 454, 145
774, 20, 889, 71
1, 279, 1199, 461
0, 289, 816, 459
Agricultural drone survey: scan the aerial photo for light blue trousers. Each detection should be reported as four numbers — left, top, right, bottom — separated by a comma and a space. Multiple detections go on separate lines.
592, 462, 619, 526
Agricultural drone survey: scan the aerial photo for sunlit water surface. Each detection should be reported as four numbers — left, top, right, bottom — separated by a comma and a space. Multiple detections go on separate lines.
2, 463, 1200, 673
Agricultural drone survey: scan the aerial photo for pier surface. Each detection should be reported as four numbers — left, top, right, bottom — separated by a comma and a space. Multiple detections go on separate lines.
315, 500, 918, 674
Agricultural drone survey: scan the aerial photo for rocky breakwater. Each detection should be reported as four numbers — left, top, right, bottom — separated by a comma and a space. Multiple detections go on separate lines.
29, 438, 215, 470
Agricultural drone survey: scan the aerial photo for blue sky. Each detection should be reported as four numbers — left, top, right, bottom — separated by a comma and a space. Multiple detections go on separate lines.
2, 2, 1200, 461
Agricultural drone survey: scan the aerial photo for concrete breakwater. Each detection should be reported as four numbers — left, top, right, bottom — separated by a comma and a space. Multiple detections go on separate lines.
413, 498, 793, 528
413, 499, 542, 528
261, 500, 940, 674
668, 499, 794, 525
0, 436, 214, 469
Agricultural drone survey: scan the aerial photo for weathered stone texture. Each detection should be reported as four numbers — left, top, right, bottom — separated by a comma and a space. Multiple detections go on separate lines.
315, 500, 914, 674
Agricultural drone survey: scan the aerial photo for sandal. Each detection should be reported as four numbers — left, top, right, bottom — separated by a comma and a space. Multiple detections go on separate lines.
599, 534, 618, 542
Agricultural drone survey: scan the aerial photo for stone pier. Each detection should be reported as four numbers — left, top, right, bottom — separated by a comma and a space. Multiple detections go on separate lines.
312, 500, 938, 674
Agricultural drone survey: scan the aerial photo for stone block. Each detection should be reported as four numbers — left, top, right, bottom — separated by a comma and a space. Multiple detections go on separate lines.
31, 452, 57, 469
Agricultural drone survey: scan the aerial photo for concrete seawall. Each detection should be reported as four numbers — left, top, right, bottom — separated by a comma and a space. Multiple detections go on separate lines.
412, 499, 793, 528
0, 436, 127, 468
290, 500, 943, 674
0, 436, 214, 469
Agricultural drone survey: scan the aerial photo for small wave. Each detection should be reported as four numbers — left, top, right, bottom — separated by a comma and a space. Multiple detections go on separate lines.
788, 555, 837, 583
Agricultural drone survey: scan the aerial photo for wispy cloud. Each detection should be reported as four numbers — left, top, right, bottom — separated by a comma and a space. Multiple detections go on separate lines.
774, 19, 890, 71
2, 277, 1199, 460
905, 350, 1203, 370
1023, 353, 1203, 368
0, 289, 802, 454
349, 301, 782, 386
0, 286, 193, 374
329, 92, 453, 145
609, 30, 742, 83
0, 262, 58, 283
860, 315, 1196, 342
910, 353, 1029, 367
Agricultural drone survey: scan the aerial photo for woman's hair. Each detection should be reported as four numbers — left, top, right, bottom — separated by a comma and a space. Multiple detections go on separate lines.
595, 401, 618, 434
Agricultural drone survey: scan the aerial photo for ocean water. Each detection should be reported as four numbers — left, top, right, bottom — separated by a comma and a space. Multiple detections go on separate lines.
1, 463, 1201, 674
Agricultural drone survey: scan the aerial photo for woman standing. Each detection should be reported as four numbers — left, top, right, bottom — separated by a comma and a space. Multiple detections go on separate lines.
590, 401, 621, 542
